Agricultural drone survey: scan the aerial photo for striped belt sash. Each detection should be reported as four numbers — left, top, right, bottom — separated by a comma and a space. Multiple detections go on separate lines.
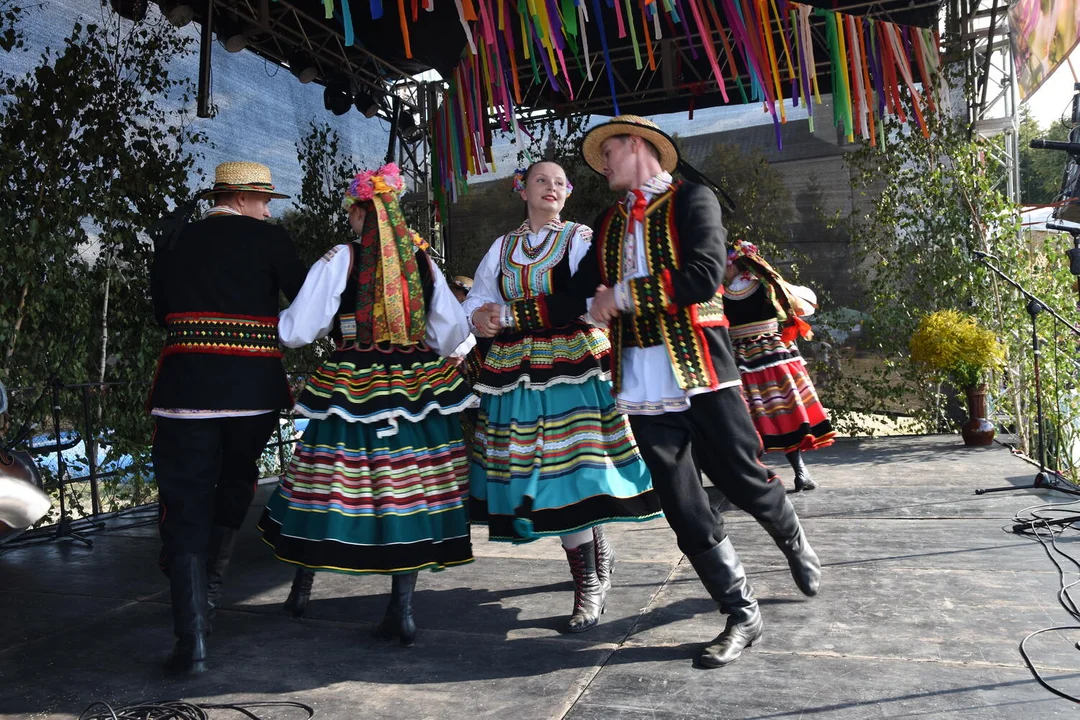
163, 312, 282, 358
728, 318, 779, 340
335, 315, 426, 351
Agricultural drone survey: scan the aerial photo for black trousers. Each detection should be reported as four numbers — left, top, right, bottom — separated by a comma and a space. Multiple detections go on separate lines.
628, 386, 788, 557
154, 413, 279, 573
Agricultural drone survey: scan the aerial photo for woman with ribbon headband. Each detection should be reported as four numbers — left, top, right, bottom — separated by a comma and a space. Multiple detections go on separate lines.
464, 160, 662, 634
258, 164, 477, 647
724, 240, 835, 491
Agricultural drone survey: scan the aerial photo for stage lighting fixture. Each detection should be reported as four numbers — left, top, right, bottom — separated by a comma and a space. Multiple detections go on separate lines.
398, 112, 424, 143
354, 91, 380, 118
159, 0, 195, 27
289, 53, 318, 84
216, 17, 249, 53
323, 79, 353, 116
109, 0, 148, 21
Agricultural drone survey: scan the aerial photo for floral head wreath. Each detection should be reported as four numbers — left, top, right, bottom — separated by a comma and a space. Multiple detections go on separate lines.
511, 166, 574, 196
343, 163, 405, 209
728, 239, 759, 262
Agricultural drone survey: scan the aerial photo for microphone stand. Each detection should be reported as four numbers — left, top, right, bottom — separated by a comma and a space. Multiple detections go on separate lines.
971, 251, 1080, 500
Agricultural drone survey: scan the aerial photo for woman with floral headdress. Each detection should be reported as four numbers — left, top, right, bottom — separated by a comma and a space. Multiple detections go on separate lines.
723, 240, 835, 491
464, 160, 662, 634
258, 164, 476, 647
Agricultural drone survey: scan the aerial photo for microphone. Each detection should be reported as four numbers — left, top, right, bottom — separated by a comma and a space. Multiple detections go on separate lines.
1047, 221, 1080, 235
973, 250, 998, 260
1029, 139, 1080, 153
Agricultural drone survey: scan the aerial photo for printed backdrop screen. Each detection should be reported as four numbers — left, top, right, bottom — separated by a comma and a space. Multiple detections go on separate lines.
1010, 0, 1080, 100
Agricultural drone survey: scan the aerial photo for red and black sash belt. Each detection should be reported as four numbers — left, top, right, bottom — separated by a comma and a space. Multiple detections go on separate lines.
162, 312, 282, 358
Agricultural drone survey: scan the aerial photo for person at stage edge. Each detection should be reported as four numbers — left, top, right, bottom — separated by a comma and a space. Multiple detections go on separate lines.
258, 163, 476, 648
465, 160, 662, 634
473, 116, 822, 668
724, 239, 835, 491
149, 161, 307, 675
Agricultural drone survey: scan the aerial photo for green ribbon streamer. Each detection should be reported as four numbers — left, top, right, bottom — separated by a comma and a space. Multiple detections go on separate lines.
562, 0, 578, 37
624, 0, 642, 70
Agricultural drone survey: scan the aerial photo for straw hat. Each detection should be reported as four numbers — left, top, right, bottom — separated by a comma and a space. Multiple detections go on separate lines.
198, 161, 289, 199
450, 276, 473, 293
580, 115, 679, 175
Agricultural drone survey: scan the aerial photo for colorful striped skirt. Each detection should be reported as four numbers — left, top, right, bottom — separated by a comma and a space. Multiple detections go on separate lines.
469, 377, 663, 543
732, 331, 835, 454
258, 411, 473, 575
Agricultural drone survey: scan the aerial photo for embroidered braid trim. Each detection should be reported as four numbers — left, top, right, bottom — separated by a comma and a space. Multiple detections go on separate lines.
625, 269, 676, 317
163, 312, 282, 358
506, 296, 550, 332
596, 187, 725, 393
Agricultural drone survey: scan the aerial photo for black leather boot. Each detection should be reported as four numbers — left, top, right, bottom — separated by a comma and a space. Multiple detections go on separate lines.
282, 567, 316, 618
565, 541, 606, 633
206, 526, 239, 619
372, 572, 418, 647
164, 553, 209, 676
758, 497, 821, 596
592, 525, 615, 593
787, 451, 818, 492
689, 538, 763, 668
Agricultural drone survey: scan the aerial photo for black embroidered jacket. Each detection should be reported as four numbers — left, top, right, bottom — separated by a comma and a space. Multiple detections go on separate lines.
149, 214, 306, 411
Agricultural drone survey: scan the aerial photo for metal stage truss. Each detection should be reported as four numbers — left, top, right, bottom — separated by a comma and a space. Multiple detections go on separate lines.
129, 0, 1019, 254
949, 0, 1021, 203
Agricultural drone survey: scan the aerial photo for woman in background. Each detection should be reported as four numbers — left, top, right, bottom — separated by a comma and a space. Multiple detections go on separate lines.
723, 240, 834, 491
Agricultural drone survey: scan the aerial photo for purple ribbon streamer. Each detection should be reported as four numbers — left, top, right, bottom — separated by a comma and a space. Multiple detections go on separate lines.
671, 0, 699, 59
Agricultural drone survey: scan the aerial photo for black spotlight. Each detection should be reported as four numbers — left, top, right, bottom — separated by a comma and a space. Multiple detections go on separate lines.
289, 52, 318, 84
216, 16, 248, 53
109, 0, 148, 21
398, 112, 424, 143
323, 79, 353, 116
354, 91, 380, 118
159, 0, 195, 27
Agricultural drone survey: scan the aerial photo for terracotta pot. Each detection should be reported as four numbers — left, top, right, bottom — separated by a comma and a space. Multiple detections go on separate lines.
960, 385, 995, 447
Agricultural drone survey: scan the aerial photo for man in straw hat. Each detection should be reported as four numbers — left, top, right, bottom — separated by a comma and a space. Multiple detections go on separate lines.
473, 116, 821, 669
148, 161, 306, 675
449, 275, 473, 304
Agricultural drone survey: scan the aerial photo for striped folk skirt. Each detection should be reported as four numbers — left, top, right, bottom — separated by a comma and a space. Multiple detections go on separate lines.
469, 377, 663, 543
732, 331, 835, 454
258, 411, 473, 575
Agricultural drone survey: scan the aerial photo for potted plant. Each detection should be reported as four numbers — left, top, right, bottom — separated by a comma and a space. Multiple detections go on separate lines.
909, 310, 1005, 446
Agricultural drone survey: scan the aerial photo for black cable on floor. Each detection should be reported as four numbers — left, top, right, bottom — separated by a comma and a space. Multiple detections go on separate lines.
76, 700, 315, 720
1008, 508, 1080, 704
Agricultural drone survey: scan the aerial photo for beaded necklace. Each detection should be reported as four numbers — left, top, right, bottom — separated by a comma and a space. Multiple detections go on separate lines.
520, 225, 559, 260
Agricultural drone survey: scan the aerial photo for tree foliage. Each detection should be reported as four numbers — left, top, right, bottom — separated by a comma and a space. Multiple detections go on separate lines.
0, 14, 203, 512
0, 1, 25, 55
279, 121, 358, 267
1018, 106, 1071, 205
698, 142, 793, 255
276, 121, 359, 381
823, 108, 1080, 474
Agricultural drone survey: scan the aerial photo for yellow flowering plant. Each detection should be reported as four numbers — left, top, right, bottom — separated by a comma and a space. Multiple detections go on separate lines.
909, 310, 1005, 390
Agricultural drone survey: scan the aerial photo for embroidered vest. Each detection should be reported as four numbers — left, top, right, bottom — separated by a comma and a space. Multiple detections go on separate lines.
595, 186, 728, 393
498, 222, 581, 301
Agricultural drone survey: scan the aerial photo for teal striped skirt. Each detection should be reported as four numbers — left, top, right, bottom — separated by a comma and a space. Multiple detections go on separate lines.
259, 411, 473, 574
469, 377, 662, 543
